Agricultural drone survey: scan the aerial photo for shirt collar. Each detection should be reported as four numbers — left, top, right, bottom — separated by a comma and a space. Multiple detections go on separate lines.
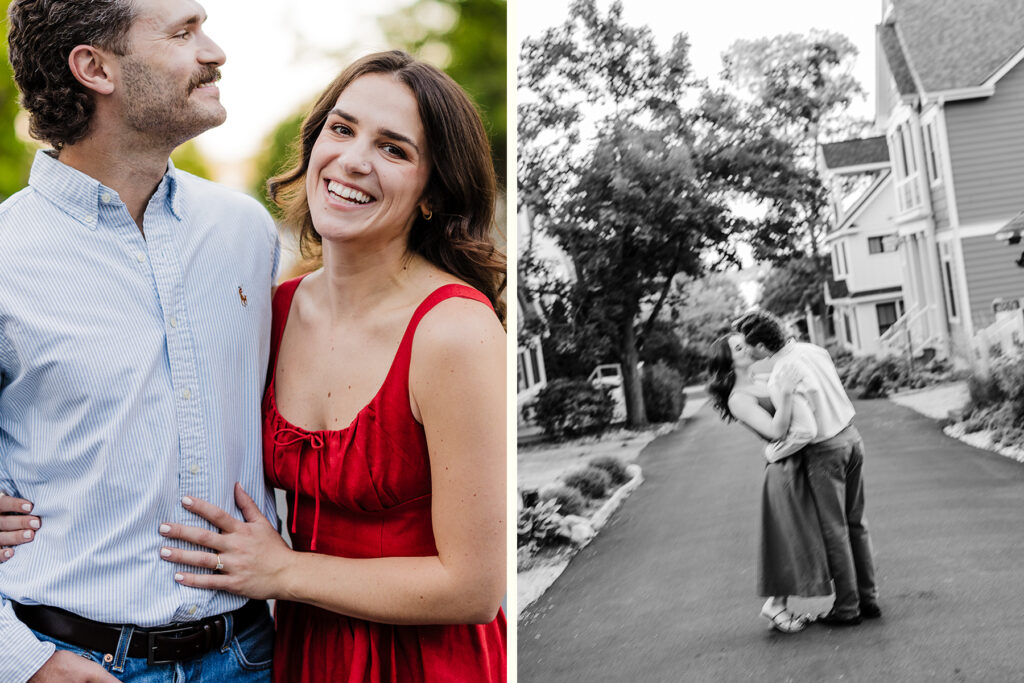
773, 340, 797, 359
28, 149, 184, 229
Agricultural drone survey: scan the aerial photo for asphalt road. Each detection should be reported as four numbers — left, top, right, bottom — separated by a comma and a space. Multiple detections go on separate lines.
518, 399, 1024, 682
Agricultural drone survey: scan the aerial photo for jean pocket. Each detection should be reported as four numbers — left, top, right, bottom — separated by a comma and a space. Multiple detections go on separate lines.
230, 613, 274, 671
30, 629, 106, 667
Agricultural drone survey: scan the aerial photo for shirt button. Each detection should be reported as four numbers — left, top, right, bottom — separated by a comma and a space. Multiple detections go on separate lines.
190, 464, 199, 474
84, 215, 96, 224
188, 605, 197, 616
182, 389, 191, 400
101, 193, 112, 204
170, 317, 178, 328
136, 252, 145, 263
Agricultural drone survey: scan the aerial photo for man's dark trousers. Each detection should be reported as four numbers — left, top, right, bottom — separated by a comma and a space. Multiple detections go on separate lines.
803, 424, 878, 618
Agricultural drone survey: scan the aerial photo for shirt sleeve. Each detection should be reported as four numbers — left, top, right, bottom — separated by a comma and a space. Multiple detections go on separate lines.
0, 319, 57, 680
269, 224, 281, 285
0, 598, 55, 683
764, 393, 817, 463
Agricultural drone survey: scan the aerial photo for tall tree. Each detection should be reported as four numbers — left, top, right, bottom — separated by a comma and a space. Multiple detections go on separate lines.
757, 254, 834, 318
520, 1, 738, 427
668, 272, 748, 350
718, 31, 866, 318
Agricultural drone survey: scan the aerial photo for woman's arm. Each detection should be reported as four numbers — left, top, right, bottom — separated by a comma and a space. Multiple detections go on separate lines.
764, 393, 818, 462
161, 298, 506, 625
727, 366, 802, 441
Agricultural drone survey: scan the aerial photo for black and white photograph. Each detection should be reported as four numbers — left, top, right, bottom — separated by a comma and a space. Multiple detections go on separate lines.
517, 0, 1024, 680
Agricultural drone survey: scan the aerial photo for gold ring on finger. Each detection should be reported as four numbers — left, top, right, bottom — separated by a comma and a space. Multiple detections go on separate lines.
214, 554, 224, 572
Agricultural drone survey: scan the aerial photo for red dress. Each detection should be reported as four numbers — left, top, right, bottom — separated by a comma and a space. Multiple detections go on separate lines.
262, 276, 507, 682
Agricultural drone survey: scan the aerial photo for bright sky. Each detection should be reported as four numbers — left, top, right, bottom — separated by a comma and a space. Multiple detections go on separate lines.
191, 0, 417, 173
516, 0, 883, 122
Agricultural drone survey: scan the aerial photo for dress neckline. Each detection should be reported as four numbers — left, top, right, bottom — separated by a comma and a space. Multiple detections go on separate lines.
267, 276, 478, 436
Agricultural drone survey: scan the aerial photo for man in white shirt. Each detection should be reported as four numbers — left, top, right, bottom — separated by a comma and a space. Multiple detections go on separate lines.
736, 310, 880, 627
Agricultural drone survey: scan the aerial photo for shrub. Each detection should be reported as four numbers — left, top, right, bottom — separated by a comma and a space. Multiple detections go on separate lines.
563, 466, 612, 499
642, 360, 686, 423
858, 356, 911, 398
967, 372, 1006, 412
639, 322, 687, 375
531, 378, 615, 439
517, 499, 571, 552
539, 484, 587, 516
588, 455, 630, 486
992, 357, 1024, 423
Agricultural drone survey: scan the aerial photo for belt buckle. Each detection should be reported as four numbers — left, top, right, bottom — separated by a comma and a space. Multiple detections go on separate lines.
146, 625, 196, 665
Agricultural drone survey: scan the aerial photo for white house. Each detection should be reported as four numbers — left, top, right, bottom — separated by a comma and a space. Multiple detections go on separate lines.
820, 137, 905, 355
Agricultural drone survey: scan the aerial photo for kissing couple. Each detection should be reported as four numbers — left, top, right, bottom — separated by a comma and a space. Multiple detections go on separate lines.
706, 310, 881, 633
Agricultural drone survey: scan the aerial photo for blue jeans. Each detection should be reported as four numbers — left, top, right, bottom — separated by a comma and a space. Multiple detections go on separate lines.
31, 608, 273, 682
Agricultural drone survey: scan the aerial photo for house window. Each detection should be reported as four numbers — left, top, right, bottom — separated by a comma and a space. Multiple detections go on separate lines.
877, 302, 899, 336
888, 122, 923, 212
939, 242, 959, 320
868, 235, 897, 254
832, 243, 848, 278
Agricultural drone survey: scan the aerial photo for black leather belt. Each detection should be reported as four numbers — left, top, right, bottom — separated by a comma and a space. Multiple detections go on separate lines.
14, 599, 267, 665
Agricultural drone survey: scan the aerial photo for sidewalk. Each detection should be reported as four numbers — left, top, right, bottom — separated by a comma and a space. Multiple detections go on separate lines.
519, 398, 1024, 682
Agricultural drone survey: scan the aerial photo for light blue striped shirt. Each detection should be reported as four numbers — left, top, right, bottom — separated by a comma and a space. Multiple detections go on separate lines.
0, 150, 280, 681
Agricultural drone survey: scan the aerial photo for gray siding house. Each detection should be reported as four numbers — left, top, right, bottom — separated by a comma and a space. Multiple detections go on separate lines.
825, 0, 1024, 363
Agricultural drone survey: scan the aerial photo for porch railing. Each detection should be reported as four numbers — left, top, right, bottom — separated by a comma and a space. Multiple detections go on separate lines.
972, 309, 1024, 374
878, 304, 938, 358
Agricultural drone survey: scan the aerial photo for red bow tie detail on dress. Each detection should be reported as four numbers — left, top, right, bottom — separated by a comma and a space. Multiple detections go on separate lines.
273, 427, 325, 551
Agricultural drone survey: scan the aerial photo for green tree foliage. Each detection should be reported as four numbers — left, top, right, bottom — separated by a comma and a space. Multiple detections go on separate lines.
0, 0, 34, 200
170, 140, 213, 180
248, 111, 306, 216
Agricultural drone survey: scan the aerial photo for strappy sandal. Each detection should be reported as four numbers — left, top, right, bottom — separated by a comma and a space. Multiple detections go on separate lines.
760, 601, 809, 634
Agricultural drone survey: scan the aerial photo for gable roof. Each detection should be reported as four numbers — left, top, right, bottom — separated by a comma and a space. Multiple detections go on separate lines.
886, 0, 1024, 94
821, 136, 889, 170
877, 23, 917, 96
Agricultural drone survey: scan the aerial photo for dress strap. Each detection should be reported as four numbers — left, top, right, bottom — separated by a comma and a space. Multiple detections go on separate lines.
383, 284, 493, 400
266, 274, 309, 392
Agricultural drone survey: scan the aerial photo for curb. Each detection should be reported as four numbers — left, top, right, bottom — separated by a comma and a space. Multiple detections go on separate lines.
517, 464, 645, 619
943, 423, 1024, 464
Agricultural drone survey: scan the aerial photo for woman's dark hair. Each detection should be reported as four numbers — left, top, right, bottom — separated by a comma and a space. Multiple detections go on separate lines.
7, 0, 137, 149
268, 50, 506, 324
706, 335, 737, 422
733, 310, 787, 353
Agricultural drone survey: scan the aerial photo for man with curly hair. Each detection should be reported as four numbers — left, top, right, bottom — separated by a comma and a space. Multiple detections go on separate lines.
0, 0, 279, 680
734, 310, 880, 627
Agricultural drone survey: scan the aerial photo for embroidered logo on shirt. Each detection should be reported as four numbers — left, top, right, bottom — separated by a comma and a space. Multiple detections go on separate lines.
238, 286, 248, 307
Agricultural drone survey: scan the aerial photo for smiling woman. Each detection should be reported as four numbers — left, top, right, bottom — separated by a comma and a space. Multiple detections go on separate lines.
157, 50, 507, 682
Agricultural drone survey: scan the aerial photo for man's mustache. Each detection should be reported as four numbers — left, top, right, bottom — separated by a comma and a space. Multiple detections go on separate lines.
188, 67, 221, 91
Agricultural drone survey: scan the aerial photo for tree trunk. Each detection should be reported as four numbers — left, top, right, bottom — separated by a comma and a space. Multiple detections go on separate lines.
621, 317, 647, 429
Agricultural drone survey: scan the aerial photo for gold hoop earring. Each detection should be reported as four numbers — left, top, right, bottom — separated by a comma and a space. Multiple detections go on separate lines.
422, 208, 432, 221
